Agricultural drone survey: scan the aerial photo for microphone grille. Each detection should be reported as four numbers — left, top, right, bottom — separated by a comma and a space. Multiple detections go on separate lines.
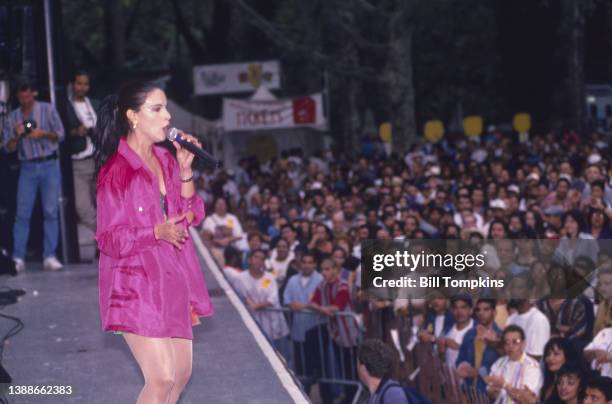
165, 127, 178, 141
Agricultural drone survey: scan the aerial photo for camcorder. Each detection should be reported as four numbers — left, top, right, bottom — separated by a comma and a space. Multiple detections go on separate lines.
22, 119, 37, 135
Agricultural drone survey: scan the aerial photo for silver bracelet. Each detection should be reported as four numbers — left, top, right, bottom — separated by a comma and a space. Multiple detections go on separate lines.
180, 174, 194, 183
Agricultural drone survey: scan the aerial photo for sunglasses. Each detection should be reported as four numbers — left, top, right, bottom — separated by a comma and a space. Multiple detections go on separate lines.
504, 338, 522, 346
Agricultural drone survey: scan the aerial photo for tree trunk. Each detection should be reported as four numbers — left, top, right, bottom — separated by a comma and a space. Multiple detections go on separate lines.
327, 4, 361, 154
104, 0, 124, 75
384, 10, 417, 154
562, 0, 586, 132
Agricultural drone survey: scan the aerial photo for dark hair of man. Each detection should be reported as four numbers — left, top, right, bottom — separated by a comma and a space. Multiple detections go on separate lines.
224, 246, 242, 268
247, 232, 263, 242
451, 294, 473, 308
301, 250, 317, 262
249, 248, 266, 259
71, 69, 90, 83
281, 223, 295, 233
476, 298, 496, 310
357, 339, 395, 379
585, 375, 612, 400
501, 324, 525, 341
16, 82, 35, 93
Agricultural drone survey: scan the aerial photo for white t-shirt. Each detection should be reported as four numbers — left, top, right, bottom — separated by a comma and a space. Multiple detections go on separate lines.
235, 271, 289, 340
507, 306, 550, 357
445, 319, 474, 368
265, 249, 295, 284
488, 353, 543, 404
201, 213, 247, 250
434, 314, 446, 338
71, 98, 97, 160
584, 327, 612, 377
223, 265, 242, 290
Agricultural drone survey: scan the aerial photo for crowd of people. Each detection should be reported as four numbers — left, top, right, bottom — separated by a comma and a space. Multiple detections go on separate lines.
196, 130, 612, 403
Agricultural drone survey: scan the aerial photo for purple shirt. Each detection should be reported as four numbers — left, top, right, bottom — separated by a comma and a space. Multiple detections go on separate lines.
96, 138, 214, 339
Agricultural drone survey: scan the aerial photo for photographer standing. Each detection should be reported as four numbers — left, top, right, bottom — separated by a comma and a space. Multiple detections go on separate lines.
2, 82, 65, 272
66, 71, 98, 241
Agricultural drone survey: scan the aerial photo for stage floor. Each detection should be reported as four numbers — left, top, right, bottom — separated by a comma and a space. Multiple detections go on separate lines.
0, 246, 306, 403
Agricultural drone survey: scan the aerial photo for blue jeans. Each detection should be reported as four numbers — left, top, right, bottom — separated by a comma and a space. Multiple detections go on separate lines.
12, 159, 61, 260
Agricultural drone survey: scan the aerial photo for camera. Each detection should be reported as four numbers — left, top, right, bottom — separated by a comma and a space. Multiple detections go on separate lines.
23, 119, 37, 135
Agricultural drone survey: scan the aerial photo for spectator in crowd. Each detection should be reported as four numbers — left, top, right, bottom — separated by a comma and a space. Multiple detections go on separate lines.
310, 258, 360, 404
583, 375, 612, 404
594, 267, 612, 336
507, 278, 551, 360
486, 325, 543, 404
439, 295, 474, 369
552, 363, 588, 404
235, 249, 290, 357
266, 238, 294, 285
538, 296, 595, 350
242, 231, 265, 270
200, 196, 246, 265
357, 339, 409, 404
555, 210, 599, 265
222, 245, 244, 290
66, 70, 99, 242
584, 326, 612, 378
586, 208, 612, 240
542, 178, 574, 212
2, 82, 65, 272
456, 298, 502, 393
283, 251, 324, 392
531, 260, 552, 299
582, 164, 612, 206
418, 294, 454, 348
279, 223, 302, 253
540, 337, 586, 403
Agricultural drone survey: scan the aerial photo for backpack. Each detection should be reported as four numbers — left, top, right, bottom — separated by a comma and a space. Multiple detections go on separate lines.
380, 382, 431, 404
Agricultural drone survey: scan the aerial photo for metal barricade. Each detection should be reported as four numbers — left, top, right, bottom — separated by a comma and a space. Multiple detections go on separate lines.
260, 307, 365, 404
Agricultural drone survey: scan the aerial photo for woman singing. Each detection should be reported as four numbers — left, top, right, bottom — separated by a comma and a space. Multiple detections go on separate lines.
94, 81, 214, 404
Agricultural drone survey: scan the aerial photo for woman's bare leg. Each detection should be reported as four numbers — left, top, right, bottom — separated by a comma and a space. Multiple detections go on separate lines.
123, 333, 176, 404
166, 338, 193, 404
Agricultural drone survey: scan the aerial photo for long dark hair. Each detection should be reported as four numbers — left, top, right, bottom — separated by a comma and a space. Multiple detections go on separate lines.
541, 337, 586, 402
93, 81, 159, 181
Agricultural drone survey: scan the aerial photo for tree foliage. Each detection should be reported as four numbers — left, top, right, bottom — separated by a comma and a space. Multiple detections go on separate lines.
61, 0, 612, 147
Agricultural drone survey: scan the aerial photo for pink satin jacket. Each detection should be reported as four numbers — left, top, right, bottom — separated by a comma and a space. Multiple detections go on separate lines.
96, 137, 214, 339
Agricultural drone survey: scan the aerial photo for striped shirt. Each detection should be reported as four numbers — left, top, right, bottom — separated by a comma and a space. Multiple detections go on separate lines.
311, 278, 360, 347
2, 101, 65, 160
537, 297, 593, 343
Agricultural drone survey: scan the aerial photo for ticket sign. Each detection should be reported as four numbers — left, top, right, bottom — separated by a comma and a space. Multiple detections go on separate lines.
513, 113, 531, 133
463, 116, 483, 137
424, 120, 444, 143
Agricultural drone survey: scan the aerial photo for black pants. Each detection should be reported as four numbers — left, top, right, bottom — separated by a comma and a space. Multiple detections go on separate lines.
320, 339, 358, 404
294, 324, 329, 393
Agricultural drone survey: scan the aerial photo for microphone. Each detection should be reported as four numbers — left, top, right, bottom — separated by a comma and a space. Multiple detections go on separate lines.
165, 127, 219, 169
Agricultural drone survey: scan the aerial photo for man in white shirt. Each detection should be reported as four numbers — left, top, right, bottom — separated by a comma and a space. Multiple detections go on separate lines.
486, 325, 543, 404
66, 71, 99, 240
506, 278, 550, 360
439, 295, 474, 369
584, 327, 612, 378
236, 249, 289, 352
